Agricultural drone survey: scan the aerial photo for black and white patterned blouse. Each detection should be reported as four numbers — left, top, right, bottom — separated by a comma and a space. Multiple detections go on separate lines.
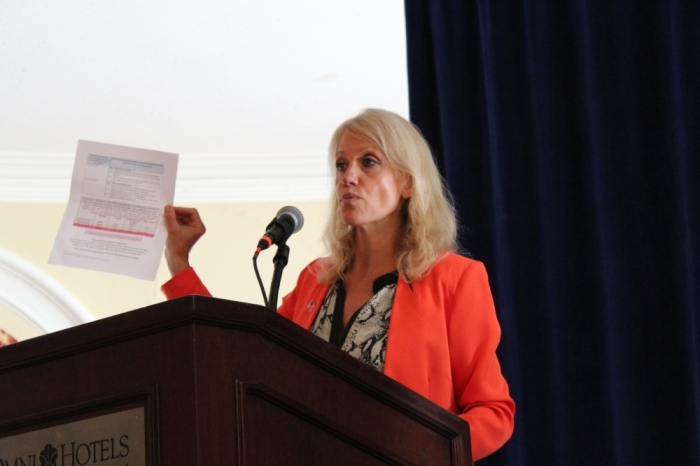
310, 272, 398, 372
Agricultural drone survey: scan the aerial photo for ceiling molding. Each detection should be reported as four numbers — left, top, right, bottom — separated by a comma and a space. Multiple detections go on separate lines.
0, 152, 331, 204
0, 247, 93, 335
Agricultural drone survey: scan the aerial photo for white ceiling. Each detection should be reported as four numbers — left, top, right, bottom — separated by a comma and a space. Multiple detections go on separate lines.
0, 0, 409, 202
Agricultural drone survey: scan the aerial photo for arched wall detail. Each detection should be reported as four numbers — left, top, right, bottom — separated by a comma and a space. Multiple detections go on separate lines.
0, 247, 93, 335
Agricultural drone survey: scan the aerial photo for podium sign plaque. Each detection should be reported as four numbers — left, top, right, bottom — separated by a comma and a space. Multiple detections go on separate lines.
0, 407, 146, 466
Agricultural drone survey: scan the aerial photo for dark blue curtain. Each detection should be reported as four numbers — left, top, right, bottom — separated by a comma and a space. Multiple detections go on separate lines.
405, 1, 700, 464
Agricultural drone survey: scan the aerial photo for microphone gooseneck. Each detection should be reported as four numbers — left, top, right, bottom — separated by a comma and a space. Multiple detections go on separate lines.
252, 206, 304, 312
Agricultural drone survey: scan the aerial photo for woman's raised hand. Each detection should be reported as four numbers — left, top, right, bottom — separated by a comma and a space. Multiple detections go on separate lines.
163, 205, 206, 276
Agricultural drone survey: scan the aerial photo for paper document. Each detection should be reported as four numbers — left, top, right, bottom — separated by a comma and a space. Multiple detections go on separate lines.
49, 140, 178, 280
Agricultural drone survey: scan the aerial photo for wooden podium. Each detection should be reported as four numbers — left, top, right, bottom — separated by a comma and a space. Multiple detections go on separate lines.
0, 296, 471, 465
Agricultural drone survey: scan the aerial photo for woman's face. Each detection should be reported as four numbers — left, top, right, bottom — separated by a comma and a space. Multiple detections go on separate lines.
334, 131, 412, 232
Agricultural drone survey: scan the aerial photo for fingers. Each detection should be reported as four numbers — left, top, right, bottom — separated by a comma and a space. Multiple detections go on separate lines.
164, 205, 206, 233
164, 205, 179, 231
173, 206, 199, 225
163, 205, 207, 277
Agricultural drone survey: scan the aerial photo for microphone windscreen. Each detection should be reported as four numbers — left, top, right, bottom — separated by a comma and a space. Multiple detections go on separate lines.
276, 206, 304, 234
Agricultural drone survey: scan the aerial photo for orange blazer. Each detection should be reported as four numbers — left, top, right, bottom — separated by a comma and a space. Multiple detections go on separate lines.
161, 253, 515, 460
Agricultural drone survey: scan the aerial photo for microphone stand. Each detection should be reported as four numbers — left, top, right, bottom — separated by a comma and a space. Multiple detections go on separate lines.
267, 240, 290, 312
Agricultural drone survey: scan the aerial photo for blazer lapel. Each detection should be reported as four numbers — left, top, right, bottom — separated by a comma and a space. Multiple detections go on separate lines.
383, 278, 430, 397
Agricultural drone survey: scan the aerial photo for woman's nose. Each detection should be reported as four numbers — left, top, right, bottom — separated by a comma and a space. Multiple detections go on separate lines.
340, 164, 359, 186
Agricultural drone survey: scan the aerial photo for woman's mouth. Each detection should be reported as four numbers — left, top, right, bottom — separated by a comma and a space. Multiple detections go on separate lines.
340, 193, 360, 201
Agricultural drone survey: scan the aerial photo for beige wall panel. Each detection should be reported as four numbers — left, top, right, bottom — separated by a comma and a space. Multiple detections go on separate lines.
0, 201, 328, 340
0, 302, 40, 341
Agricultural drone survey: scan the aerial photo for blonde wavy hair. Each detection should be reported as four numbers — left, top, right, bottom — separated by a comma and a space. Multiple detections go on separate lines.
319, 108, 459, 284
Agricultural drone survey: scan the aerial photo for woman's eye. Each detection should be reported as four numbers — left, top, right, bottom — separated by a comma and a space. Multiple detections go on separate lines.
335, 162, 347, 171
363, 157, 378, 167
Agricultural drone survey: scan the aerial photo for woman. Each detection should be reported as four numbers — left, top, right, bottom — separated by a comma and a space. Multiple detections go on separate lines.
161, 109, 515, 460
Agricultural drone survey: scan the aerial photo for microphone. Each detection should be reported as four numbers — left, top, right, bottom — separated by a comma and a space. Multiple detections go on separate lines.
255, 206, 304, 255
